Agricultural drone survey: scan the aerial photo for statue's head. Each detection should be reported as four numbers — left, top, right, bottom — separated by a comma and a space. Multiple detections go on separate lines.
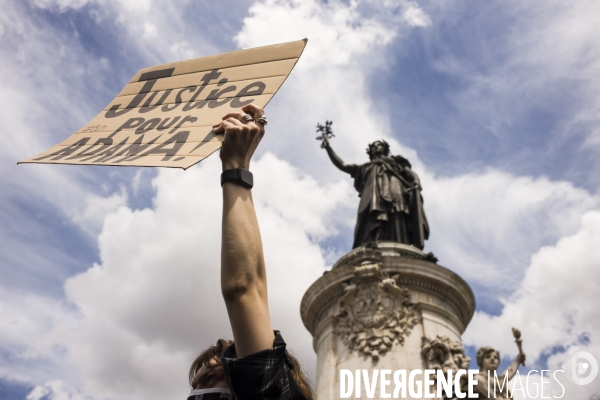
367, 140, 390, 160
476, 346, 500, 371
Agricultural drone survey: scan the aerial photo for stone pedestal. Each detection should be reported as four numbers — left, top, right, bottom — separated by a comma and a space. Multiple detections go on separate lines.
300, 242, 475, 399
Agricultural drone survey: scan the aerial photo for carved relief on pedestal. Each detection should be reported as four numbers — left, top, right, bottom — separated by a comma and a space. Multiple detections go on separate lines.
334, 263, 419, 360
421, 335, 471, 378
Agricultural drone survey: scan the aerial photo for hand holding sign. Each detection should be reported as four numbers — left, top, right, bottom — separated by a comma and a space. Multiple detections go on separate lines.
20, 40, 307, 169
215, 104, 266, 170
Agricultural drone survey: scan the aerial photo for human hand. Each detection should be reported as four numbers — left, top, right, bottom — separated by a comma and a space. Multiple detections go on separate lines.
321, 136, 330, 149
214, 104, 266, 170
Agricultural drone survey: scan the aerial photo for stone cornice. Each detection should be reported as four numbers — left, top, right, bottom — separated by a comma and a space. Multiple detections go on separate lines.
301, 243, 475, 335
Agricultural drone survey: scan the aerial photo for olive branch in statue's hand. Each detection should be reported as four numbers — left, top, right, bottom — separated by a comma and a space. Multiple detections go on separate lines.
316, 120, 334, 148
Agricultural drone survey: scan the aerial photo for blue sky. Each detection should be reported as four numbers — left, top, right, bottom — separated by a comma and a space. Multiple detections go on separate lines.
1, 0, 599, 399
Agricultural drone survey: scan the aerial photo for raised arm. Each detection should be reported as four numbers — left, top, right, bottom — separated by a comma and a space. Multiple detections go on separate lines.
499, 353, 526, 381
321, 137, 355, 175
214, 104, 274, 357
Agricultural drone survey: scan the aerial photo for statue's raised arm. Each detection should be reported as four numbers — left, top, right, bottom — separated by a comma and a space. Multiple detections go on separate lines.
316, 120, 356, 175
321, 137, 355, 175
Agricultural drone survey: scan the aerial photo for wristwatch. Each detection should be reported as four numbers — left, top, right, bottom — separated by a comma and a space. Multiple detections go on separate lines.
221, 167, 253, 189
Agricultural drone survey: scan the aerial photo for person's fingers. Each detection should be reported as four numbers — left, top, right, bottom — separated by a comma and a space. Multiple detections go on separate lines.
213, 122, 224, 134
221, 112, 246, 122
241, 104, 264, 119
221, 118, 257, 139
243, 121, 263, 137
214, 112, 254, 134
213, 120, 234, 135
224, 117, 246, 127
240, 104, 266, 135
219, 120, 242, 138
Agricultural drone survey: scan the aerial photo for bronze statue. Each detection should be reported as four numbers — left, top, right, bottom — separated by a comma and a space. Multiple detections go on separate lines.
318, 122, 429, 249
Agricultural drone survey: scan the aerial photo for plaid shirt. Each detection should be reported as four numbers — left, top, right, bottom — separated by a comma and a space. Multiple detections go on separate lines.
221, 331, 308, 400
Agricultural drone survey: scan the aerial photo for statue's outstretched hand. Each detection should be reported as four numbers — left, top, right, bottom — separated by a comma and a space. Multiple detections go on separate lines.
516, 352, 526, 366
214, 103, 266, 170
321, 136, 330, 149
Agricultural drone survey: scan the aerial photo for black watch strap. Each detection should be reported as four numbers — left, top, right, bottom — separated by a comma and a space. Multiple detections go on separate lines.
221, 167, 253, 189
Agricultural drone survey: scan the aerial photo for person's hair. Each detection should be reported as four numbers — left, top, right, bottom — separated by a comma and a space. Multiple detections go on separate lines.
189, 339, 315, 400
476, 346, 500, 368
366, 140, 390, 159
189, 339, 233, 386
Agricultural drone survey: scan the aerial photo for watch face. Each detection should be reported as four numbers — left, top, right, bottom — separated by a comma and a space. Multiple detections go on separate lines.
239, 167, 254, 188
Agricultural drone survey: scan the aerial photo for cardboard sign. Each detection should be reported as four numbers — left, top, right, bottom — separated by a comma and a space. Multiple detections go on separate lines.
19, 39, 307, 169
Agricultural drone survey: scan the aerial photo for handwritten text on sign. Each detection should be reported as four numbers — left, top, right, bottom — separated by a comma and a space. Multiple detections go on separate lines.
20, 40, 307, 169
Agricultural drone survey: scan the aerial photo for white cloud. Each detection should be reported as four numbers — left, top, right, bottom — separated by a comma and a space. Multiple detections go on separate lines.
425, 0, 600, 150
236, 0, 399, 69
463, 210, 600, 397
70, 188, 128, 236
402, 1, 432, 27
0, 0, 130, 237
0, 286, 81, 386
28, 0, 218, 63
31, 0, 92, 10
423, 169, 599, 290
131, 169, 144, 196
27, 380, 88, 400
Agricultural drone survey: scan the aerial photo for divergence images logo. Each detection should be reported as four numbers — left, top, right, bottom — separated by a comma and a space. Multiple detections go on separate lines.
572, 351, 598, 386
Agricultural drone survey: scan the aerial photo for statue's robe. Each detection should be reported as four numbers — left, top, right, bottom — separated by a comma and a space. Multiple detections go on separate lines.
347, 156, 429, 249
